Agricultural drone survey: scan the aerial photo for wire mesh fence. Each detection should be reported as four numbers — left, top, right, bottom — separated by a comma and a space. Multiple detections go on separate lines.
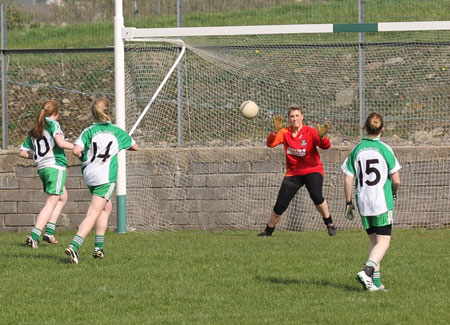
1, 1, 449, 231
6, 0, 450, 48
5, 49, 114, 145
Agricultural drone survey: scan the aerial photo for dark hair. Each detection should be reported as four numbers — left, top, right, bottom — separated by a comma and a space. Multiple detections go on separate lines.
288, 104, 303, 116
364, 112, 384, 135
29, 100, 59, 139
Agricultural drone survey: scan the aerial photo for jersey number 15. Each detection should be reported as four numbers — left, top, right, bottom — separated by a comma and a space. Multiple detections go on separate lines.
357, 159, 381, 187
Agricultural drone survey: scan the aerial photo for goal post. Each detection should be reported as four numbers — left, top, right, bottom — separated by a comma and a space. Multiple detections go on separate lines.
114, 0, 127, 233
122, 21, 450, 38
116, 9, 450, 232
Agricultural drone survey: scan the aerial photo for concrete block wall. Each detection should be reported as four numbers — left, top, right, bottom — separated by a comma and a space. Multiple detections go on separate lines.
1, 146, 449, 232
0, 151, 116, 233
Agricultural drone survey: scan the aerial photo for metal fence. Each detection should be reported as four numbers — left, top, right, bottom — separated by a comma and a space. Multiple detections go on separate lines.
5, 48, 114, 146
7, 0, 450, 48
1, 0, 450, 148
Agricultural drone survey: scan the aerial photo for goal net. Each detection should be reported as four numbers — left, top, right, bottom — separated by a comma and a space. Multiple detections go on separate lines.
123, 24, 450, 232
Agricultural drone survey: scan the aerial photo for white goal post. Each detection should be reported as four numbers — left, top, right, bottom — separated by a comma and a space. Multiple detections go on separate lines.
122, 21, 450, 38
115, 0, 450, 232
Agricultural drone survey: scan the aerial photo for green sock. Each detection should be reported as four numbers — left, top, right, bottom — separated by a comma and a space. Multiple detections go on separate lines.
373, 271, 382, 288
30, 228, 42, 241
45, 222, 56, 235
71, 235, 84, 252
95, 235, 105, 250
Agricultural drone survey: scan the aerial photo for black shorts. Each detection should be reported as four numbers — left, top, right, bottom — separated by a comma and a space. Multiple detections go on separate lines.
273, 173, 325, 216
366, 225, 392, 236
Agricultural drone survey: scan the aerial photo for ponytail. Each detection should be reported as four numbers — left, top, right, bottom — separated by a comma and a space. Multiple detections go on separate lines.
91, 98, 111, 122
29, 100, 59, 139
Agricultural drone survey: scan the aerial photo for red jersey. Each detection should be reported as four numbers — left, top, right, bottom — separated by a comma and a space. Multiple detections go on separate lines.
267, 125, 330, 176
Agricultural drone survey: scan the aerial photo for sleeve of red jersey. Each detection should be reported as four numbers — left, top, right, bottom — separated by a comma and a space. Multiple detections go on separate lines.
318, 135, 331, 149
313, 127, 330, 149
266, 129, 286, 148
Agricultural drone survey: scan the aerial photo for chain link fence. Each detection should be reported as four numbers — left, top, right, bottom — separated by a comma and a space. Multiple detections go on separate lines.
2, 0, 450, 147
6, 49, 114, 145
7, 0, 450, 48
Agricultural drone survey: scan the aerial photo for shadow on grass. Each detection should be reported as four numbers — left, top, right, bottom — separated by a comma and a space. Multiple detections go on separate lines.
255, 275, 360, 292
4, 242, 71, 264
3, 251, 71, 264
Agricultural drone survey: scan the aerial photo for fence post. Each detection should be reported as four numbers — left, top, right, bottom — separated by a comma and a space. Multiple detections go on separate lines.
1, 2, 8, 149
177, 0, 184, 146
358, 0, 365, 138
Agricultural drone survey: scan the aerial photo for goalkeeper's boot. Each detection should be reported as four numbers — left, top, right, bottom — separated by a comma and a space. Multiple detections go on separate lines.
326, 223, 337, 236
26, 236, 39, 249
257, 224, 275, 237
356, 270, 375, 291
43, 233, 58, 245
92, 247, 105, 259
65, 245, 79, 264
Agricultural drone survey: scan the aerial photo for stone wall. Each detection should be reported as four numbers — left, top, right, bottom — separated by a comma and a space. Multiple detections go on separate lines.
1, 146, 449, 232
0, 151, 116, 233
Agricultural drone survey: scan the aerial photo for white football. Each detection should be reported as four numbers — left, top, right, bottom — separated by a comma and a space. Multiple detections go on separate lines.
240, 101, 259, 119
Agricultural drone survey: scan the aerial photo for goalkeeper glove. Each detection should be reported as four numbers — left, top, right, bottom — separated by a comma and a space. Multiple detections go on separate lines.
393, 193, 397, 202
273, 115, 286, 133
345, 201, 355, 220
316, 122, 330, 138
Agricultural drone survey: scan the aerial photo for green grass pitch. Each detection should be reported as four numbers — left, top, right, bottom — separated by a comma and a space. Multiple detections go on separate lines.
1, 229, 449, 324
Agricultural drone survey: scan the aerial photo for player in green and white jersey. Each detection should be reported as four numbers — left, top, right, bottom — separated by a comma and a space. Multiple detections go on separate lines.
19, 100, 74, 248
342, 112, 401, 292
65, 98, 138, 264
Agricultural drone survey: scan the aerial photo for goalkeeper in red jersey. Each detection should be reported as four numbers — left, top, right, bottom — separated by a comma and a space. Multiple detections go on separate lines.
257, 105, 336, 236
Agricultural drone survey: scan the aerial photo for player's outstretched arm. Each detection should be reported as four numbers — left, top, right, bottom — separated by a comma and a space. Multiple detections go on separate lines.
54, 134, 75, 151
128, 143, 139, 151
272, 115, 286, 133
73, 144, 84, 158
316, 122, 330, 138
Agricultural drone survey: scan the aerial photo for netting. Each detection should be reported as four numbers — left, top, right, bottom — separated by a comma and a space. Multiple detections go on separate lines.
124, 29, 450, 231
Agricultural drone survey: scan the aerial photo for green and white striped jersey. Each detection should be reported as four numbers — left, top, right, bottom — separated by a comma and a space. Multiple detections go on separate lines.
20, 118, 67, 170
342, 137, 401, 216
75, 121, 135, 186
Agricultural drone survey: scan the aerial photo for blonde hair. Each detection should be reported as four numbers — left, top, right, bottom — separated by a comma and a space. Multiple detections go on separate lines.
364, 112, 384, 135
29, 100, 59, 139
91, 98, 111, 122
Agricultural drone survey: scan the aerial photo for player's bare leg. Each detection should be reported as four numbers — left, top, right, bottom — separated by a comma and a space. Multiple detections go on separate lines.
43, 187, 68, 244
27, 194, 60, 248
315, 200, 336, 236
368, 233, 390, 268
93, 200, 112, 259
357, 233, 390, 291
48, 187, 67, 224
77, 195, 108, 239
65, 195, 107, 263
35, 195, 60, 231
267, 211, 282, 227
257, 211, 282, 237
